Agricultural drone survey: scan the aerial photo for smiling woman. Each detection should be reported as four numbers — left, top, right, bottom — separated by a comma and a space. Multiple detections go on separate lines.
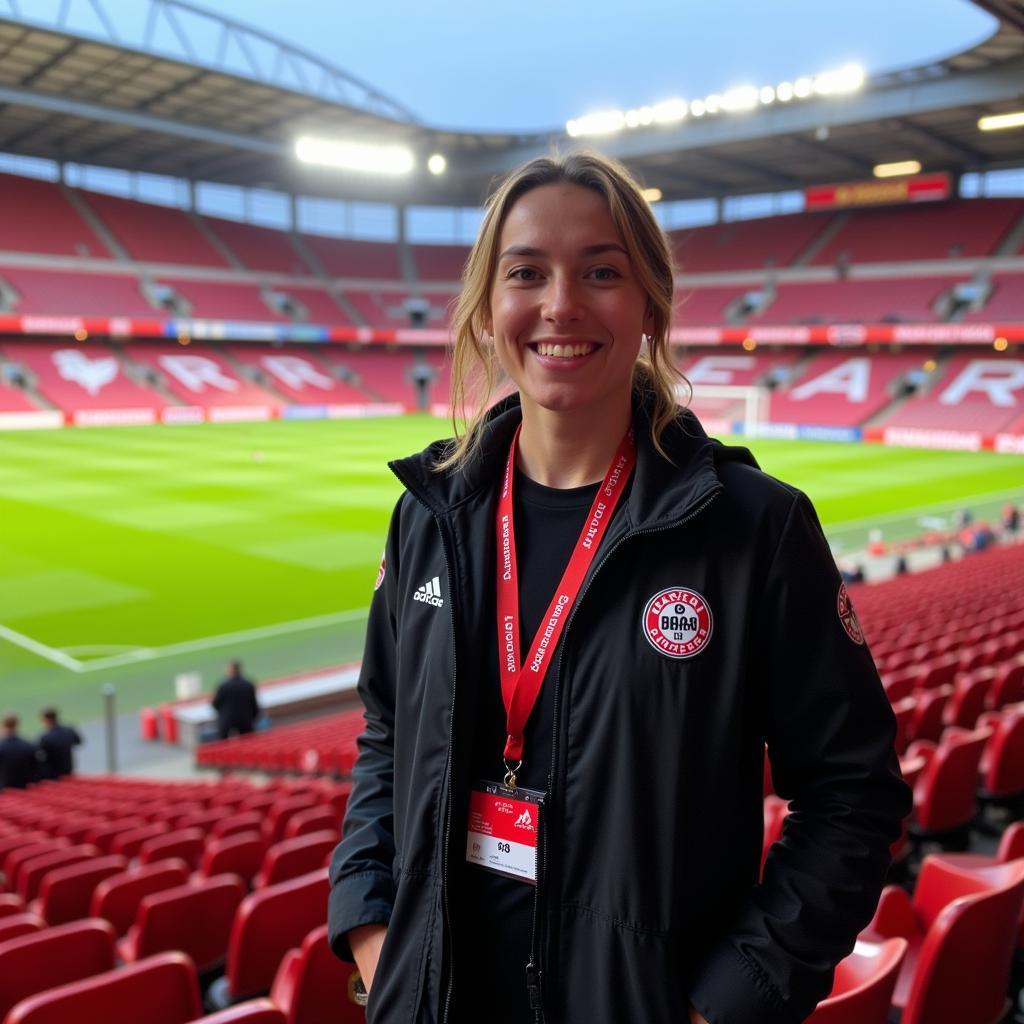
327, 152, 911, 1024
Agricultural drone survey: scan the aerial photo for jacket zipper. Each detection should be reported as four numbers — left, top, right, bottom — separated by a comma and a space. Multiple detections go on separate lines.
530, 487, 723, 1017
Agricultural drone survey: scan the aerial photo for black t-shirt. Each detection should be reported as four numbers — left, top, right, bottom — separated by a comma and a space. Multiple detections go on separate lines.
453, 470, 601, 1023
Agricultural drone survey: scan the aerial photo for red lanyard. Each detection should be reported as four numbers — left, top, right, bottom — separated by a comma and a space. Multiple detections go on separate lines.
495, 423, 636, 785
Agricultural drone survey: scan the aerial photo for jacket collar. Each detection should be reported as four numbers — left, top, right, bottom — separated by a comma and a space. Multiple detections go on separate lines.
389, 393, 757, 531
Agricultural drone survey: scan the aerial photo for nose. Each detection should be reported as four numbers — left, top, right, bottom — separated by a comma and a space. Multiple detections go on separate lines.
541, 274, 584, 325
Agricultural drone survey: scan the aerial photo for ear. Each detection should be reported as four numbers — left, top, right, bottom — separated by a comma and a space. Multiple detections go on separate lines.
482, 307, 493, 338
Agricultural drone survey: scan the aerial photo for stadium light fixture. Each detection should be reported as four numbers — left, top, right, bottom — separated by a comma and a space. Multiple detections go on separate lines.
994, 336, 1009, 351
978, 111, 1024, 132
427, 153, 447, 175
73, 328, 88, 342
641, 187, 663, 202
742, 337, 757, 351
873, 160, 922, 178
563, 63, 866, 137
294, 135, 415, 175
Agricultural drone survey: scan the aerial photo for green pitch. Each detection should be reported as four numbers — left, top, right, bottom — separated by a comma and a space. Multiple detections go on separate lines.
1, 417, 1021, 724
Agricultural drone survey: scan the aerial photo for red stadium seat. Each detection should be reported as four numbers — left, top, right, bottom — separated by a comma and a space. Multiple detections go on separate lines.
891, 697, 916, 755
30, 854, 127, 925
906, 685, 953, 746
111, 823, 171, 859
0, 918, 117, 1020
907, 726, 991, 839
195, 832, 268, 886
263, 796, 319, 844
214, 869, 329, 1004
4, 841, 67, 893
978, 704, 1024, 800
861, 856, 1024, 1024
283, 807, 339, 840
85, 817, 147, 854
211, 811, 265, 840
942, 671, 991, 730
254, 832, 338, 888
270, 923, 364, 1024
0, 913, 46, 945
0, 893, 24, 918
804, 937, 907, 1024
188, 999, 287, 1024
118, 874, 246, 972
139, 828, 206, 870
17, 843, 100, 902
0, 834, 48, 874
90, 858, 191, 936
987, 658, 1024, 710
4, 950, 202, 1024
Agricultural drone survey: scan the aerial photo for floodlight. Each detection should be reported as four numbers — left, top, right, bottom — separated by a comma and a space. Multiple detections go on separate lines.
793, 77, 813, 98
74, 328, 88, 342
641, 187, 663, 202
689, 99, 706, 117
722, 86, 758, 112
814, 64, 865, 95
759, 85, 776, 105
565, 109, 626, 137
873, 160, 921, 178
978, 111, 1024, 131
294, 136, 414, 175
776, 82, 794, 102
705, 93, 722, 114
994, 337, 1009, 351
427, 153, 447, 175
652, 98, 688, 124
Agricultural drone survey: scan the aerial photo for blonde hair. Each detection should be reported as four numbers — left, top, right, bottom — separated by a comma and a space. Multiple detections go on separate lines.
435, 151, 687, 473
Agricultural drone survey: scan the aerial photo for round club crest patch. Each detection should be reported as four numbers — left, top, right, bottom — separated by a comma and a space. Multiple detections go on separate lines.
374, 553, 386, 592
642, 587, 713, 659
837, 582, 864, 646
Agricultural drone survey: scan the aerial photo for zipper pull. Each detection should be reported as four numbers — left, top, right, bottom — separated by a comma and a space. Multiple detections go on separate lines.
525, 961, 544, 1011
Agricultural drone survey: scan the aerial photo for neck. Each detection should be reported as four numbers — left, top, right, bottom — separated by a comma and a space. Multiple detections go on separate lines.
516, 395, 631, 488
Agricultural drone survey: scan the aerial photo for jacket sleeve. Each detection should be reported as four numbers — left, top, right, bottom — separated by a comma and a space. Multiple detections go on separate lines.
688, 491, 912, 1024
328, 496, 404, 962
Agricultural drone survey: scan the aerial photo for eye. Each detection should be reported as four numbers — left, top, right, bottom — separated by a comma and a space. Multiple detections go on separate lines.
507, 266, 540, 282
589, 265, 622, 281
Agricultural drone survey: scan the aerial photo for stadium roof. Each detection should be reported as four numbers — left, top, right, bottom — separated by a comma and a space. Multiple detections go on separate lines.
0, 0, 1022, 207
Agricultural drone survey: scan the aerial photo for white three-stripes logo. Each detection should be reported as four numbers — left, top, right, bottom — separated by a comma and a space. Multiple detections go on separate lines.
413, 575, 444, 608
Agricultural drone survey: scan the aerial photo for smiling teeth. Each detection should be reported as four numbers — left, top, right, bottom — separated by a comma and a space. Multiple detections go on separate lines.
536, 342, 594, 358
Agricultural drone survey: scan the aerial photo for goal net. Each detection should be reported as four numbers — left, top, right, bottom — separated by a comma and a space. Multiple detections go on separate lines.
679, 383, 770, 436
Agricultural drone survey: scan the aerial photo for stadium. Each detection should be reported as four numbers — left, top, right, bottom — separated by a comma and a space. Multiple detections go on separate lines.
0, 0, 1023, 1020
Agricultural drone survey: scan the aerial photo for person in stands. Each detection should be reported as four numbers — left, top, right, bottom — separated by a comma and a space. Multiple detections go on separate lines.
37, 706, 83, 779
0, 714, 40, 790
211, 659, 260, 740
328, 152, 910, 1024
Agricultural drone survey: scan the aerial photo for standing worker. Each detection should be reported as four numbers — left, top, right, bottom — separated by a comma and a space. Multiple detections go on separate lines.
37, 707, 82, 779
328, 153, 910, 1023
211, 660, 260, 740
0, 714, 40, 790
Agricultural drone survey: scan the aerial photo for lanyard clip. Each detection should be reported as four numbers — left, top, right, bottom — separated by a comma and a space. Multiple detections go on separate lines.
503, 759, 522, 790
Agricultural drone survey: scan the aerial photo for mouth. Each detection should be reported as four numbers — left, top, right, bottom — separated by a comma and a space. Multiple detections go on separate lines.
527, 340, 600, 360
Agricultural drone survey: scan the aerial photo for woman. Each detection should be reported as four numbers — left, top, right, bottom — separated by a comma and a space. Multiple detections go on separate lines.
328, 152, 910, 1024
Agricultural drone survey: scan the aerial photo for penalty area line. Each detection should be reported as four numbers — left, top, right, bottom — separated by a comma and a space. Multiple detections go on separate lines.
76, 606, 371, 673
0, 624, 84, 672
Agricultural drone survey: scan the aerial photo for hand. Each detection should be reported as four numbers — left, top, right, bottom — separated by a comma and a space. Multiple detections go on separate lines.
349, 923, 387, 991
687, 1005, 710, 1024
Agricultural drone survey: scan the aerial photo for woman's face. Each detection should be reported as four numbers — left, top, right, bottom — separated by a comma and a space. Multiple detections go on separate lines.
488, 183, 652, 421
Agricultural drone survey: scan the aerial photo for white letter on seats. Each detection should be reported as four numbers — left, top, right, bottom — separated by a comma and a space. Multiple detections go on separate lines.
687, 356, 755, 385
261, 355, 334, 391
158, 355, 240, 393
790, 357, 870, 403
939, 360, 1024, 407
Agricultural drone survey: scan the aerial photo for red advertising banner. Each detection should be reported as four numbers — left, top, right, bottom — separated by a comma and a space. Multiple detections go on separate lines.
805, 172, 952, 210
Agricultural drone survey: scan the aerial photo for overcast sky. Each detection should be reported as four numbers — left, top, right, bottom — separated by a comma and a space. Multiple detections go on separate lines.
33, 0, 997, 132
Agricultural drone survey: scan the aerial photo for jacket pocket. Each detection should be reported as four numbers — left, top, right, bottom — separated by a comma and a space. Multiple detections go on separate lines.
555, 903, 687, 1024
366, 872, 438, 1024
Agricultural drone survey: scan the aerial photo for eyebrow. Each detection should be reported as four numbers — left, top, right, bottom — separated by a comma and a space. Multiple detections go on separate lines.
497, 243, 629, 260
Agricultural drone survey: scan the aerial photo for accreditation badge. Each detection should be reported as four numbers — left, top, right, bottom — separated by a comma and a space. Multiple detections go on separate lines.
465, 780, 544, 884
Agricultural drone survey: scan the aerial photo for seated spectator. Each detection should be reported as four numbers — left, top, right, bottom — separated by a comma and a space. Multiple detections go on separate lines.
37, 707, 83, 779
0, 714, 39, 790
1003, 502, 1020, 537
212, 659, 260, 740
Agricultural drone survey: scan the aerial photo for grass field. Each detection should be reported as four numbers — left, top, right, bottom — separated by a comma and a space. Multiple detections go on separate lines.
1, 416, 1021, 724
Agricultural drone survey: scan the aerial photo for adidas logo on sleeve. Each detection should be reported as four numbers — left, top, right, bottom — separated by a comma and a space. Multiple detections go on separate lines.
413, 575, 445, 608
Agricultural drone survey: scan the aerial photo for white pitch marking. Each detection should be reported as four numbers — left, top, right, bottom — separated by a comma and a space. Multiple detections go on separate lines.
0, 624, 84, 671
75, 607, 371, 673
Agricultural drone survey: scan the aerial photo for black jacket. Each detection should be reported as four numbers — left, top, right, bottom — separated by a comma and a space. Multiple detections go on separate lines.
38, 724, 82, 779
212, 676, 260, 734
0, 735, 40, 790
328, 397, 911, 1024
